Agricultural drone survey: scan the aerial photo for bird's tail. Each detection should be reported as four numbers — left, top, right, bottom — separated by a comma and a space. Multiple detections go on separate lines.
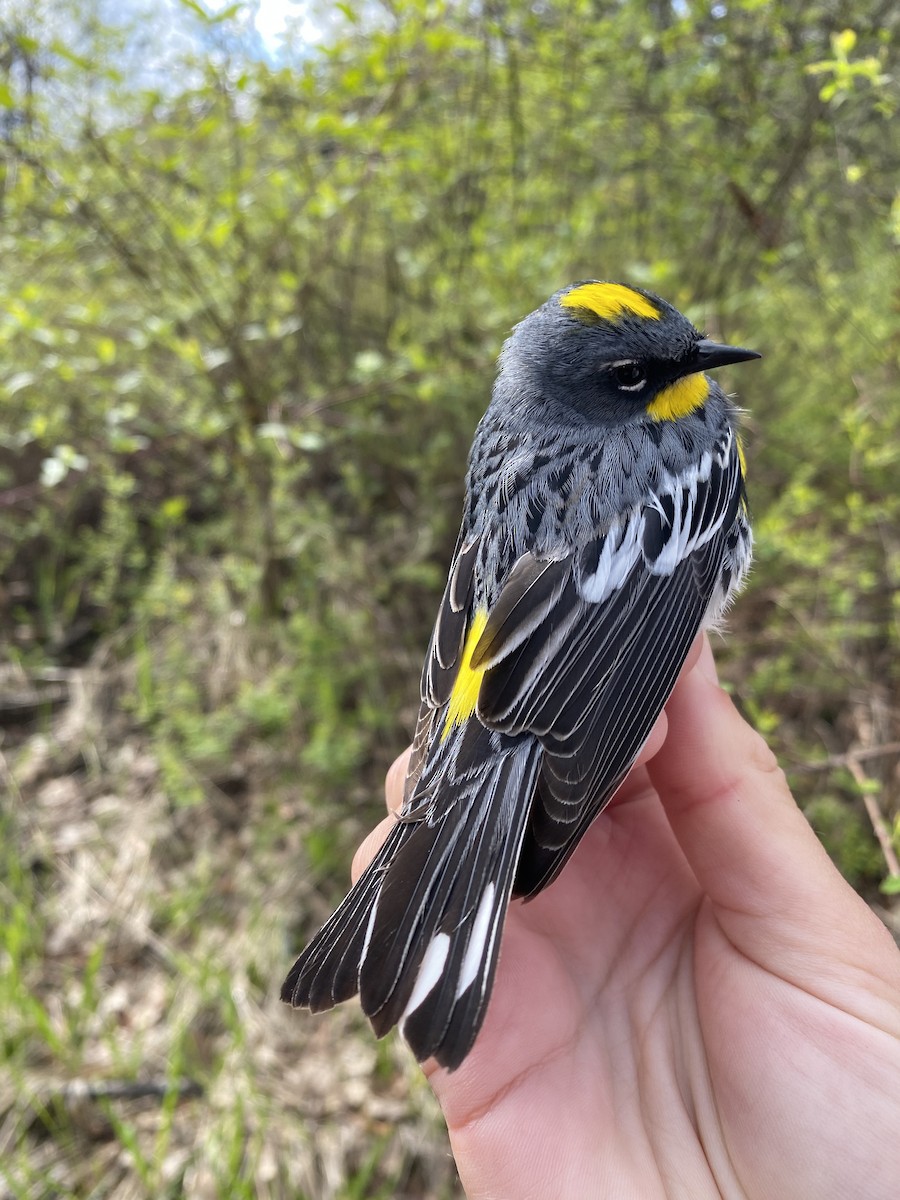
281, 734, 541, 1070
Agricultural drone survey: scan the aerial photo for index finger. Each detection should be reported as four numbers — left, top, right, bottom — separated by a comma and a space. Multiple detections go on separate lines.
385, 747, 413, 813
350, 747, 413, 885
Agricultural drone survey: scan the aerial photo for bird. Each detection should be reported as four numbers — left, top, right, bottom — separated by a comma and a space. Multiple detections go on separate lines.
281, 280, 760, 1070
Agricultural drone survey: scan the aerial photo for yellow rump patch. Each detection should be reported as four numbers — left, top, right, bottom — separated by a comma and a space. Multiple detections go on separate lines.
442, 609, 489, 740
560, 282, 660, 324
647, 373, 709, 422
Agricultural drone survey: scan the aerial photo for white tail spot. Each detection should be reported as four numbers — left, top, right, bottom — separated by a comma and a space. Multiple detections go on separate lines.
455, 883, 496, 1000
401, 933, 450, 1025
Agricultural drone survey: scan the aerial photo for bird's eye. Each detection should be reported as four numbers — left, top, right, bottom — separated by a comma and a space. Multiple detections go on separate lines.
610, 360, 647, 391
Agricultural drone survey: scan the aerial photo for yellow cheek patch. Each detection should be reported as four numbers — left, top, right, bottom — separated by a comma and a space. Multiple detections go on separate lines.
442, 609, 489, 739
561, 282, 660, 324
647, 373, 709, 421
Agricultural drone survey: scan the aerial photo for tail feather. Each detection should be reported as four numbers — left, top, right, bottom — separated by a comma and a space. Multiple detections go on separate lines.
281, 825, 411, 1010
397, 749, 541, 1065
281, 733, 542, 1070
362, 806, 474, 1029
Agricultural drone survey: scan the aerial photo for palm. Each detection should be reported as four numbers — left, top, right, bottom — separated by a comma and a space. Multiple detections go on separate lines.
421, 650, 900, 1199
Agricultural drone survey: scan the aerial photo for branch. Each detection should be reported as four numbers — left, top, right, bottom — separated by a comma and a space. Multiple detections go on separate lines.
791, 741, 900, 773
844, 756, 900, 881
790, 742, 900, 882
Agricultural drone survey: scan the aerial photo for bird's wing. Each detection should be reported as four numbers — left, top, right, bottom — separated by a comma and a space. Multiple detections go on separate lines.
474, 426, 746, 896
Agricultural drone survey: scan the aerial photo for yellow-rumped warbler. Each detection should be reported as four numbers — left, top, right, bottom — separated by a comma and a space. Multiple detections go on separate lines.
282, 281, 760, 1069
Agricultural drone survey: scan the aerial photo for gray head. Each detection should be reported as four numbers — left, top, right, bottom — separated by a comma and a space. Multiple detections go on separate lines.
497, 281, 760, 428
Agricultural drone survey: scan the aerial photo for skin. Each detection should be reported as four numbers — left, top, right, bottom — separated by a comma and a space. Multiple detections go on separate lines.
352, 636, 900, 1199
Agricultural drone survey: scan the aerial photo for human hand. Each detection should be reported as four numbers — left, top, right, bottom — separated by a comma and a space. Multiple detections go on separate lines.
355, 635, 900, 1199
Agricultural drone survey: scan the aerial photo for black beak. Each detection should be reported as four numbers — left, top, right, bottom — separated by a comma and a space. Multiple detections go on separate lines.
689, 338, 762, 374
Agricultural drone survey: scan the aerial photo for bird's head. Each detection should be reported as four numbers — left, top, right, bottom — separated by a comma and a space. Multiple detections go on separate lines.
500, 281, 760, 426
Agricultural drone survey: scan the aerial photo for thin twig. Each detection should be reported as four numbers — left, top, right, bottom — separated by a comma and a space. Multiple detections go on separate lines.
844, 757, 900, 880
58, 1078, 204, 1103
789, 741, 900, 774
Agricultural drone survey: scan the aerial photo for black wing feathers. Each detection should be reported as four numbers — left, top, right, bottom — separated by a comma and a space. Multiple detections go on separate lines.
514, 537, 724, 896
405, 537, 481, 804
478, 571, 637, 735
475, 438, 743, 896
470, 554, 570, 671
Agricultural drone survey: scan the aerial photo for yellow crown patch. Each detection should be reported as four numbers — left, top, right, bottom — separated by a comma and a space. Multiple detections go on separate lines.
560, 282, 660, 324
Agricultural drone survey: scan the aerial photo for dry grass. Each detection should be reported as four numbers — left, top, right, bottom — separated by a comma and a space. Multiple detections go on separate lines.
0, 652, 462, 1200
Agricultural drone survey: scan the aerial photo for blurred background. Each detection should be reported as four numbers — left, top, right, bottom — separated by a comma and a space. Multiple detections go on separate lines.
1, 0, 898, 1195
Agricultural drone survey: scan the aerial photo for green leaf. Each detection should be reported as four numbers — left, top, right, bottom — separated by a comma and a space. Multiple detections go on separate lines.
832, 28, 857, 57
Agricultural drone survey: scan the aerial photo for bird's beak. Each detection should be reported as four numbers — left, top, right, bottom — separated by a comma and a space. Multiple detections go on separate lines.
689, 338, 762, 373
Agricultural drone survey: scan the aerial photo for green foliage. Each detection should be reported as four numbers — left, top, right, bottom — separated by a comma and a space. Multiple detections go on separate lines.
803, 793, 887, 887
806, 27, 893, 107
1, 0, 899, 1191
2, 0, 897, 766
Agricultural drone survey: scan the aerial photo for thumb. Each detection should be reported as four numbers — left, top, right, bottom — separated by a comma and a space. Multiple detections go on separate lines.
649, 637, 900, 1017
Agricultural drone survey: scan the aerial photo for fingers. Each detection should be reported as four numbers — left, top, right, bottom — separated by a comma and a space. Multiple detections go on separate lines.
650, 636, 900, 1009
351, 814, 396, 884
632, 633, 706, 772
651, 636, 825, 919
385, 747, 412, 813
350, 747, 413, 884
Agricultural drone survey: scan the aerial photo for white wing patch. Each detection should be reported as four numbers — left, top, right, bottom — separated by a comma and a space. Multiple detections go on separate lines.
580, 506, 645, 603
580, 429, 740, 605
650, 436, 734, 575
